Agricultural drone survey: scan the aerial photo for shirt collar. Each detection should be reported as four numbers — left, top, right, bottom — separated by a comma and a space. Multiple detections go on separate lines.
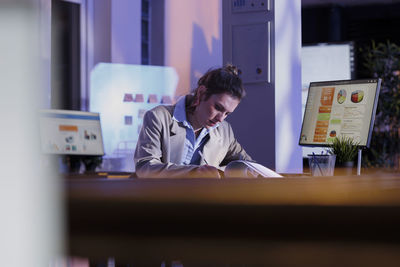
173, 95, 190, 128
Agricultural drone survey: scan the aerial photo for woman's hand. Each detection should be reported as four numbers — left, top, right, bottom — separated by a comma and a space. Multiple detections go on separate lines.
196, 165, 221, 178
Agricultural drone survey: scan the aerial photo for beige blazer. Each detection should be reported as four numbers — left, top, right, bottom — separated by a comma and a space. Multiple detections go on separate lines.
134, 104, 252, 178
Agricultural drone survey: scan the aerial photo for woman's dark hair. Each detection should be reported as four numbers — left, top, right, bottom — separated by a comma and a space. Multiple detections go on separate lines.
185, 64, 245, 113
195, 64, 246, 101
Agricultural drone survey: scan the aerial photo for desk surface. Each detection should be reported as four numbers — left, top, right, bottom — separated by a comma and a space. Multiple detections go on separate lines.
68, 174, 400, 206
67, 174, 400, 266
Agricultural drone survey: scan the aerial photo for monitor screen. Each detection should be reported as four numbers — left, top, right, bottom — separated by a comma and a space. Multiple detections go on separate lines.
301, 42, 354, 156
39, 109, 105, 155
299, 79, 381, 148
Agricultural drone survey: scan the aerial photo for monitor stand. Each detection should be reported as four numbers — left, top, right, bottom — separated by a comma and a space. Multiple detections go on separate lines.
357, 148, 362, 176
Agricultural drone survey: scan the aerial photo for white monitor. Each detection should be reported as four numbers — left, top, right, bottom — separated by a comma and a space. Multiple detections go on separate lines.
39, 109, 105, 155
299, 79, 381, 148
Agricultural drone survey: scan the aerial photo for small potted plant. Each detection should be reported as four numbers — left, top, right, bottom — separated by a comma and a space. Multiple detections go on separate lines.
81, 156, 103, 173
328, 136, 359, 175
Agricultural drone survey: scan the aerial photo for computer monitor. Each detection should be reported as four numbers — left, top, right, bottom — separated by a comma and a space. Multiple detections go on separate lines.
39, 109, 105, 155
301, 42, 354, 157
299, 79, 381, 148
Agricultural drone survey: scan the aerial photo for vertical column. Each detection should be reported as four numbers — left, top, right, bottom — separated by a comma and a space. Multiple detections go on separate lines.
111, 0, 141, 64
223, 0, 276, 169
274, 0, 302, 173
223, 0, 302, 173
39, 0, 52, 108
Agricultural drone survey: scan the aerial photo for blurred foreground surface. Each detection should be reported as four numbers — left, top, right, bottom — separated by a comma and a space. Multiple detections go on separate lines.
67, 171, 400, 266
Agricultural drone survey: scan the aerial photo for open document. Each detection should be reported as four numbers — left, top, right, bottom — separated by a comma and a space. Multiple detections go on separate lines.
224, 160, 282, 178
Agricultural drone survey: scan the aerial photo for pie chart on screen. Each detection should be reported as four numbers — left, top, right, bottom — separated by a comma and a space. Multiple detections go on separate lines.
351, 90, 364, 103
337, 89, 346, 104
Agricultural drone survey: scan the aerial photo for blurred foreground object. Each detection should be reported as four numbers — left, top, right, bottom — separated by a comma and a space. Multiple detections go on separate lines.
0, 0, 64, 266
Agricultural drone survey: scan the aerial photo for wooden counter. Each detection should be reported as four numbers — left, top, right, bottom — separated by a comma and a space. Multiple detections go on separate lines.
67, 174, 400, 266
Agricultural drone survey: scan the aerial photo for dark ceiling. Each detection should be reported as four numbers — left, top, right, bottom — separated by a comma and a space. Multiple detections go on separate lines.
301, 0, 400, 78
302, 0, 400, 7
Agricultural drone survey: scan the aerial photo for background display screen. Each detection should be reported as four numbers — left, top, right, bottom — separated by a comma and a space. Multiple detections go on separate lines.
299, 79, 381, 148
39, 109, 105, 156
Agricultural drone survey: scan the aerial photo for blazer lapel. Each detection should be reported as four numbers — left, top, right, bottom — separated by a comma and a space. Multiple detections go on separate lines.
202, 129, 224, 166
169, 120, 186, 164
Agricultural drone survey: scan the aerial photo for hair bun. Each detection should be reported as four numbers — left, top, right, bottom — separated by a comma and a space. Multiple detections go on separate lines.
225, 63, 239, 76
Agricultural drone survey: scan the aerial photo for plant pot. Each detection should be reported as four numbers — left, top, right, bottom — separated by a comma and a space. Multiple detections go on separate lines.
84, 163, 98, 173
67, 156, 82, 174
335, 161, 354, 176
82, 156, 103, 174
